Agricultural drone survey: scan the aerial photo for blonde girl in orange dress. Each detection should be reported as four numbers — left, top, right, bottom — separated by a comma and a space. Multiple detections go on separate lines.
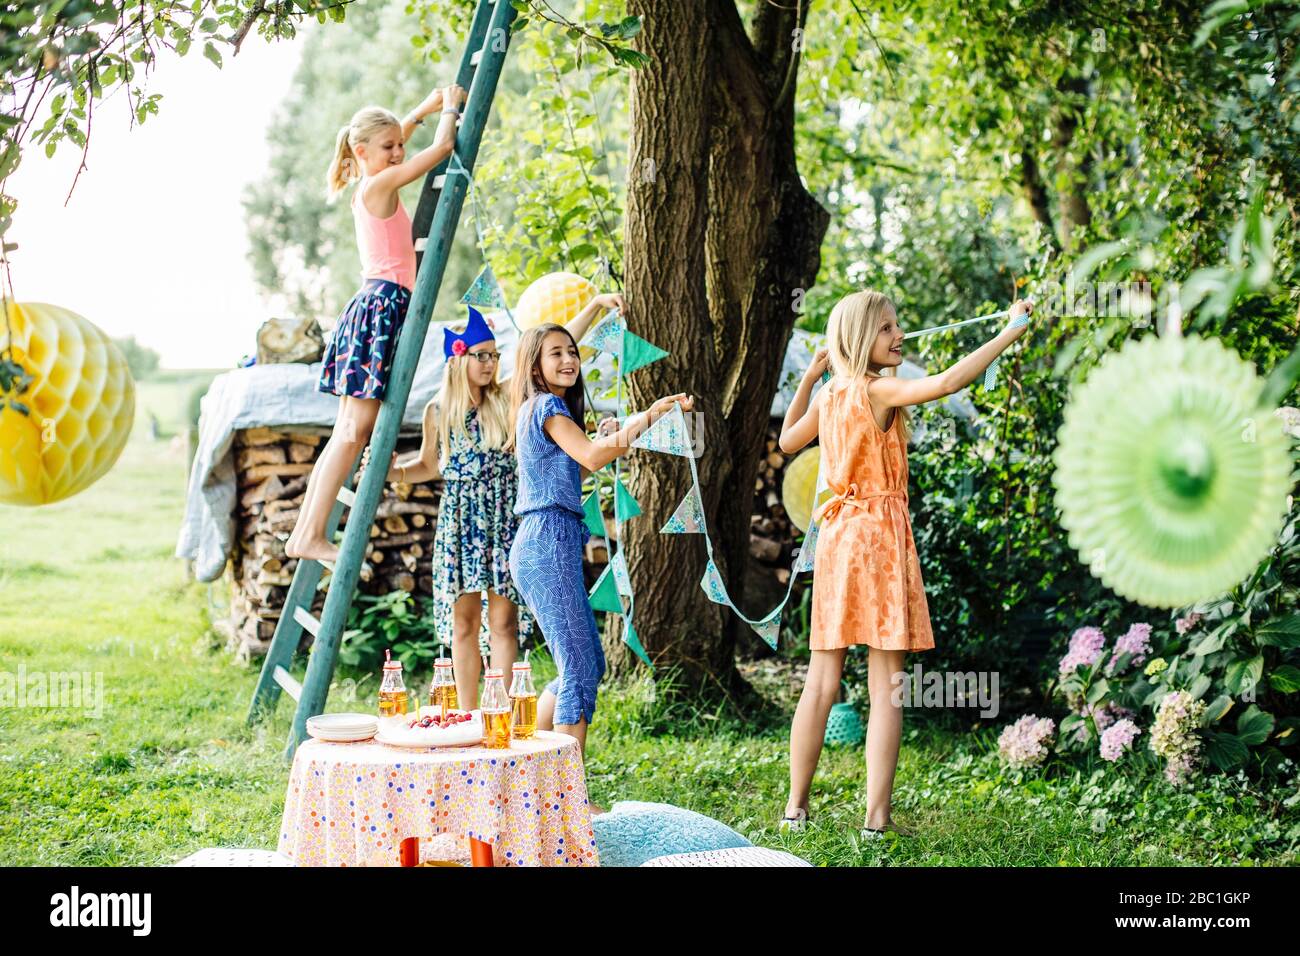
777, 290, 1031, 836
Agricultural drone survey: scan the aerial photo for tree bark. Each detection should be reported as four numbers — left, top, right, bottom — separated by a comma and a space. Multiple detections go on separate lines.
613, 0, 829, 706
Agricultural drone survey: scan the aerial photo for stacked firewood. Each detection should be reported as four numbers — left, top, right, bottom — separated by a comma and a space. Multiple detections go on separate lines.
223, 420, 805, 660
227, 425, 438, 660
750, 423, 803, 582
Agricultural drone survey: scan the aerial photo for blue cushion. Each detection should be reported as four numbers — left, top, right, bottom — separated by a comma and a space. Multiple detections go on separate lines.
592, 801, 751, 867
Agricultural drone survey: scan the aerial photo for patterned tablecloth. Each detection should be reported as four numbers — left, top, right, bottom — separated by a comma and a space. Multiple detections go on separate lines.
279, 730, 599, 867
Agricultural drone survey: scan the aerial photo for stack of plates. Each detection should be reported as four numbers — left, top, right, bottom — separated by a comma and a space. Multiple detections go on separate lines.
305, 713, 378, 742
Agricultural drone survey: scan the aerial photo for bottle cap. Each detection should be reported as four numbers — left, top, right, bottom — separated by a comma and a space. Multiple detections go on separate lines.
485, 667, 504, 678
512, 661, 531, 670
434, 658, 452, 668
383, 649, 401, 670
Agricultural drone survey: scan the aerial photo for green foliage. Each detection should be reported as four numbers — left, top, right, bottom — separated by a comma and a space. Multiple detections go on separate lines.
339, 589, 441, 673
112, 334, 160, 381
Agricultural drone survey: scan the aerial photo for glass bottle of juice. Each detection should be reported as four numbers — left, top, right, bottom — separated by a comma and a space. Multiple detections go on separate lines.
509, 661, 538, 740
480, 667, 512, 749
378, 650, 408, 718
428, 657, 458, 717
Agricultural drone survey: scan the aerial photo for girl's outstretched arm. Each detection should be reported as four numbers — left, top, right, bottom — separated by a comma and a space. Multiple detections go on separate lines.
567, 292, 625, 345
545, 393, 694, 475
779, 346, 829, 454
362, 400, 442, 486
870, 300, 1032, 409
369, 84, 468, 198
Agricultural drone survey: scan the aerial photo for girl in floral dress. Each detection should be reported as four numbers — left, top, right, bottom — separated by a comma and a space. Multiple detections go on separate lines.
360, 298, 621, 706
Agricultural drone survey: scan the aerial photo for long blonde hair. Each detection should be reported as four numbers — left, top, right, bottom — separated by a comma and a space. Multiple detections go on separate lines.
825, 289, 911, 440
326, 106, 402, 200
433, 345, 513, 466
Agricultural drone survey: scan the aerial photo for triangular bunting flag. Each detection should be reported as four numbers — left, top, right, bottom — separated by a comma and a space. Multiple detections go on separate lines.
460, 264, 507, 310
631, 404, 694, 457
614, 477, 641, 521
581, 490, 606, 539
611, 549, 632, 596
660, 486, 705, 534
749, 611, 782, 651
700, 559, 731, 608
623, 619, 653, 667
621, 330, 670, 374
588, 564, 624, 614
585, 311, 625, 354
794, 520, 819, 573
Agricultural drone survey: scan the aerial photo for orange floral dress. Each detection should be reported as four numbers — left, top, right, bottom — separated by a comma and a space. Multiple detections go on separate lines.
809, 375, 935, 652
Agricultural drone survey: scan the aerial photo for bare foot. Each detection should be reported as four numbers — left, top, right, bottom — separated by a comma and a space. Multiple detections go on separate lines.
589, 802, 606, 817
286, 536, 340, 563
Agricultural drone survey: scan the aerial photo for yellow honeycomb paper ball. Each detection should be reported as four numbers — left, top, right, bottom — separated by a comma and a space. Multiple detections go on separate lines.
514, 272, 597, 330
0, 302, 135, 506
782, 446, 827, 534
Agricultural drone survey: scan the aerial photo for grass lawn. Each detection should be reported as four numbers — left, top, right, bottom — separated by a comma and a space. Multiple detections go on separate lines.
2, 371, 1297, 866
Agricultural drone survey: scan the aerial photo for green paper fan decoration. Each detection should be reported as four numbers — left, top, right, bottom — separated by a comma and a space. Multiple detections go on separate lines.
1053, 333, 1291, 609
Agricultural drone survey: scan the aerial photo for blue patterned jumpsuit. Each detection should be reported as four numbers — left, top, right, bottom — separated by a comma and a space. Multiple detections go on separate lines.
509, 393, 606, 725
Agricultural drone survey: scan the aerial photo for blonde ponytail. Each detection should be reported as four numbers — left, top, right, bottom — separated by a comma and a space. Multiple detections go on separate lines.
325, 106, 402, 201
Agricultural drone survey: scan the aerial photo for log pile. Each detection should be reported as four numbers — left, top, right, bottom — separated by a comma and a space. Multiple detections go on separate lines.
223, 420, 807, 661
226, 425, 437, 660
749, 422, 803, 583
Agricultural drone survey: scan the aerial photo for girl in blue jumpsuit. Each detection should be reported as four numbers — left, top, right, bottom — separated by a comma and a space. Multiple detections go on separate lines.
508, 320, 692, 756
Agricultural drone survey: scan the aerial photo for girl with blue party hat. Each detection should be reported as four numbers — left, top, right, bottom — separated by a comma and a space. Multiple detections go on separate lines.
359, 298, 622, 706
286, 84, 466, 564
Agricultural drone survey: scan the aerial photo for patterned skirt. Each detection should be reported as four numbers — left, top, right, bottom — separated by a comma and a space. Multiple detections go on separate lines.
318, 278, 411, 400
431, 471, 537, 652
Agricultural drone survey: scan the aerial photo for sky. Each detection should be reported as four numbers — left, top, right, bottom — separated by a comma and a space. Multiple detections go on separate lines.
8, 28, 311, 370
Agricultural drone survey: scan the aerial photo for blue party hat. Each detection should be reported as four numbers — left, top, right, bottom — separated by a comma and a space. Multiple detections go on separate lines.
444, 305, 496, 359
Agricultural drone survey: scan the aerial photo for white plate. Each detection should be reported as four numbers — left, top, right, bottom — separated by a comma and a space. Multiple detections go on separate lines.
307, 713, 378, 742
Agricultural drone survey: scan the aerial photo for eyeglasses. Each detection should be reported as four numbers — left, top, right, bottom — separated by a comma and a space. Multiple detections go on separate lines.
467, 351, 501, 364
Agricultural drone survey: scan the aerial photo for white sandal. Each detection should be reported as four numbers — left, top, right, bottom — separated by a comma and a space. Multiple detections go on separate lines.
779, 807, 808, 832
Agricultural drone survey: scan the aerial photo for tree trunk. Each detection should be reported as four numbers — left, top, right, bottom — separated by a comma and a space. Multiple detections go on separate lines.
612, 0, 829, 705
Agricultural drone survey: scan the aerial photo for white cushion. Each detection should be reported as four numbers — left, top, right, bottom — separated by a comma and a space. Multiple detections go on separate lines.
641, 846, 811, 867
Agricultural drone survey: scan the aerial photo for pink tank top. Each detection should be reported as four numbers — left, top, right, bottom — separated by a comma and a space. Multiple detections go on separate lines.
352, 178, 417, 291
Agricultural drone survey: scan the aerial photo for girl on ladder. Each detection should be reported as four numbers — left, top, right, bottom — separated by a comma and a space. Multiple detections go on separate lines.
286, 83, 467, 564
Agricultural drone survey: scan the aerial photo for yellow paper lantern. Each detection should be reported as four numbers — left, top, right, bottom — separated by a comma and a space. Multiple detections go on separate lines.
782, 446, 830, 534
0, 302, 135, 506
514, 272, 598, 330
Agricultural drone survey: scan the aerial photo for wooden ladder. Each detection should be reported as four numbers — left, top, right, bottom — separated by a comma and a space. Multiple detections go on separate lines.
247, 0, 517, 759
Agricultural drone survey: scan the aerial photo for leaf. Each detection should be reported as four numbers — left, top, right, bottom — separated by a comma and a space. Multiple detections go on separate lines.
1084, 677, 1109, 706
1236, 704, 1274, 745
1204, 695, 1234, 722
203, 41, 222, 69
1204, 731, 1249, 771
1268, 664, 1300, 693
1224, 654, 1264, 696
1187, 674, 1212, 700
618, 15, 643, 39
1255, 613, 1300, 649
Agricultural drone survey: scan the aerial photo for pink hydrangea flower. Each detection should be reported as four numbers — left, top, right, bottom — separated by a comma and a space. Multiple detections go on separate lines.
1107, 623, 1152, 674
1099, 718, 1142, 761
452, 339, 468, 356
998, 715, 1056, 769
1059, 626, 1106, 675
1175, 612, 1203, 635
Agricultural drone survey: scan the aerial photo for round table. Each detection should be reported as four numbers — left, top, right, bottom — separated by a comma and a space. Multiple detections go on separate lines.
278, 730, 599, 867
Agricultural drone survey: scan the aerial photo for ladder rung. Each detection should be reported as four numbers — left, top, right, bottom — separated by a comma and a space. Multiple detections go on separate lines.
471, 48, 484, 66
293, 606, 321, 638
272, 666, 302, 702
337, 486, 356, 508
